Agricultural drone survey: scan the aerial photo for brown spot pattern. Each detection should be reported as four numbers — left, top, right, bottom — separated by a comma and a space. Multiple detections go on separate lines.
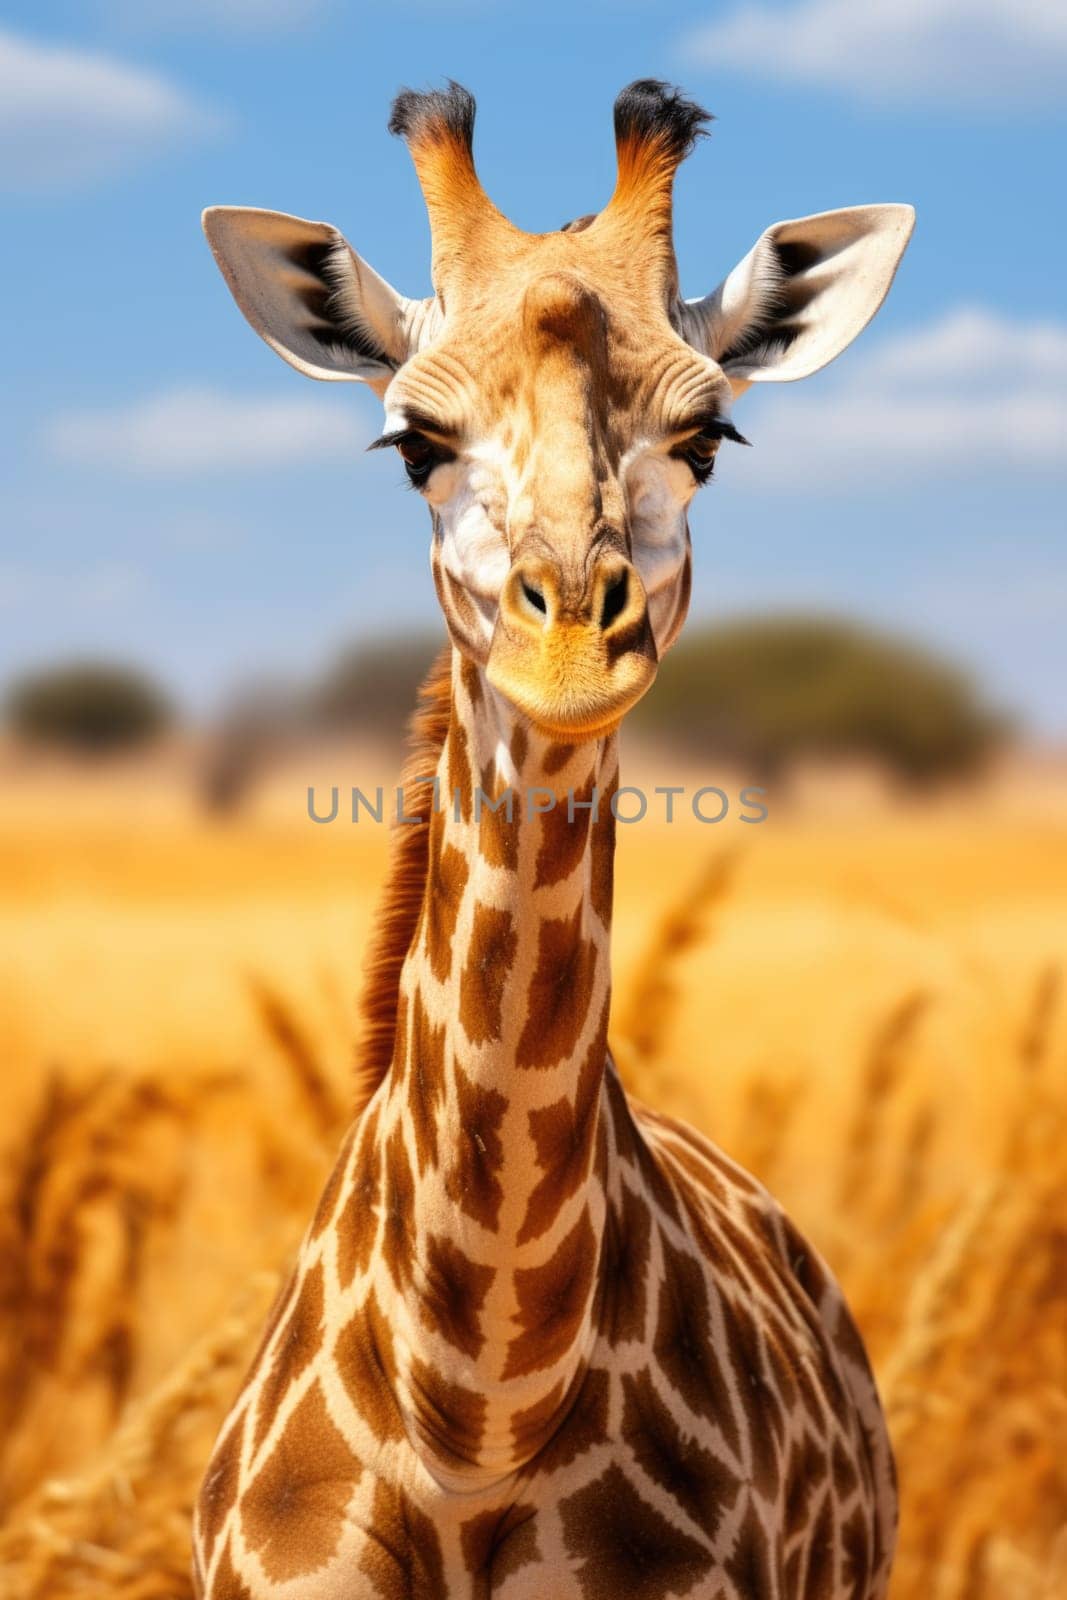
359, 1478, 446, 1599
447, 720, 473, 823
518, 1026, 603, 1245
197, 1417, 242, 1566
461, 1504, 541, 1591
504, 1206, 597, 1378
560, 1462, 709, 1599
834, 1299, 879, 1383
460, 902, 518, 1044
309, 1122, 356, 1241
762, 1320, 799, 1414
407, 987, 445, 1176
241, 1381, 360, 1583
602, 1178, 653, 1346
334, 1288, 404, 1445
833, 1433, 860, 1500
420, 1230, 493, 1359
721, 1295, 783, 1499
252, 1259, 325, 1453
697, 1138, 763, 1196
336, 1104, 382, 1289
656, 1129, 730, 1206
632, 1128, 684, 1228
478, 758, 519, 871
589, 777, 616, 928
380, 1124, 416, 1291
509, 1377, 565, 1464
841, 1504, 872, 1600
407, 1352, 487, 1468
654, 1237, 741, 1459
210, 1537, 253, 1600
785, 1432, 829, 1545
604, 1062, 641, 1159
543, 739, 577, 776
233, 1269, 296, 1408
622, 1367, 741, 1540
390, 990, 411, 1088
529, 1364, 611, 1475
781, 1213, 828, 1306
516, 904, 597, 1069
445, 1060, 507, 1231
509, 723, 528, 770
715, 1209, 783, 1307
460, 654, 483, 710
425, 813, 469, 983
724, 1496, 777, 1599
533, 775, 594, 888
803, 1489, 836, 1597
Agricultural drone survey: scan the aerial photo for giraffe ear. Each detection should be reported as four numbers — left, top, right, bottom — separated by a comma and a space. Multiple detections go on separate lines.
202, 206, 420, 395
682, 204, 915, 394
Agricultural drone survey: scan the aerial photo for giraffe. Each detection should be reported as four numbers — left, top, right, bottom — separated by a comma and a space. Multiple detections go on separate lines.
194, 81, 914, 1599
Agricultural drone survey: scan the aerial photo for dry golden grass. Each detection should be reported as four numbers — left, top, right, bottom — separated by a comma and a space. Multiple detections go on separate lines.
0, 753, 1064, 1597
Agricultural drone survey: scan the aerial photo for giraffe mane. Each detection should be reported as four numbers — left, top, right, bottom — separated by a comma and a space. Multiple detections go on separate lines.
354, 641, 453, 1112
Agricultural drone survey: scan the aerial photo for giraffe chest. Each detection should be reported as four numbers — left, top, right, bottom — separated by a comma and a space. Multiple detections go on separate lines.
197, 1440, 873, 1600
195, 1323, 884, 1600
195, 1109, 894, 1600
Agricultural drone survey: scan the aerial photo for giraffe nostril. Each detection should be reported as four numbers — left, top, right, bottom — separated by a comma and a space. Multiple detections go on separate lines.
600, 570, 629, 631
522, 579, 547, 616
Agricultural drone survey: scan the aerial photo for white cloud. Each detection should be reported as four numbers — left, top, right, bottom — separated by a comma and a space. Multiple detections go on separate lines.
0, 27, 216, 189
45, 386, 366, 474
862, 309, 1067, 386
725, 306, 1067, 491
103, 0, 327, 33
681, 0, 1067, 110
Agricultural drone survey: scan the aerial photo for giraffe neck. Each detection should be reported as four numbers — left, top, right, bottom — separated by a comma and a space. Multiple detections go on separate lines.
372, 648, 619, 1486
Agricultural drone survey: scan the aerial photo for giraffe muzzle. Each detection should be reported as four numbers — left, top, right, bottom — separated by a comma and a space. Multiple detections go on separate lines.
487, 550, 657, 737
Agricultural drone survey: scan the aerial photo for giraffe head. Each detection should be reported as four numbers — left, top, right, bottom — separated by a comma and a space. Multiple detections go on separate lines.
204, 81, 913, 739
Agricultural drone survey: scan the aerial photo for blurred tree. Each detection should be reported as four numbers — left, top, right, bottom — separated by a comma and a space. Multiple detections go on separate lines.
5, 661, 173, 756
308, 632, 444, 736
633, 615, 1010, 784
199, 680, 304, 815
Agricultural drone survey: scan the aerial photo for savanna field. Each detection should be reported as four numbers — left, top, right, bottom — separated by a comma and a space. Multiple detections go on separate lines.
0, 743, 1064, 1599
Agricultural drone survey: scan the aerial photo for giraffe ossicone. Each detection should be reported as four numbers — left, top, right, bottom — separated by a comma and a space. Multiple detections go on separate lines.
195, 78, 912, 1599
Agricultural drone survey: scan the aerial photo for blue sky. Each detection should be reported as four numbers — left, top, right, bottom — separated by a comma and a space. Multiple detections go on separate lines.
2, 2, 1065, 729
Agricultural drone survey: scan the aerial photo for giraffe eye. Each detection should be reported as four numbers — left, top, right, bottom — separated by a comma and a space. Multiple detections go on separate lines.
672, 432, 720, 485
396, 432, 453, 489
669, 416, 750, 486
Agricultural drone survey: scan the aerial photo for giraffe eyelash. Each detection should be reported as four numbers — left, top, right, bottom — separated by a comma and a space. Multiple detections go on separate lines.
669, 415, 751, 484
370, 428, 457, 490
